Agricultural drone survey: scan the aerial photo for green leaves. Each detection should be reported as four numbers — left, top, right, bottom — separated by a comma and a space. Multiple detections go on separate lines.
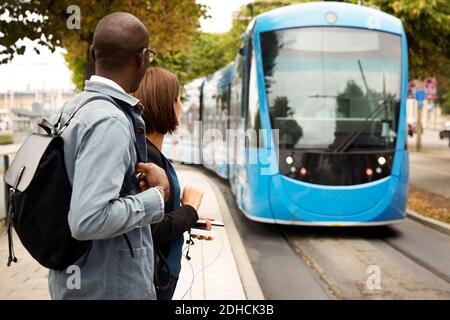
0, 0, 207, 89
367, 0, 449, 84
365, 0, 450, 112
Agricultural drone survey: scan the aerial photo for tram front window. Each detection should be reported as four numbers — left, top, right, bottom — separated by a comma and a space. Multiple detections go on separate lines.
260, 27, 402, 152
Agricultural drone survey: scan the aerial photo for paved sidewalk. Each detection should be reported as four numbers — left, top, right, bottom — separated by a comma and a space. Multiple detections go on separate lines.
173, 166, 246, 300
0, 166, 247, 300
0, 226, 50, 300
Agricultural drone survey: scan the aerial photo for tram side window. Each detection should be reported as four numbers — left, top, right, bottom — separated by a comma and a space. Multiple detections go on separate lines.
220, 89, 228, 131
246, 53, 261, 148
232, 55, 244, 120
241, 39, 250, 120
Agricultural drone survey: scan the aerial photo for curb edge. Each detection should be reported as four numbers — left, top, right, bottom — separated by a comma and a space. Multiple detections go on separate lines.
406, 209, 450, 236
206, 176, 265, 300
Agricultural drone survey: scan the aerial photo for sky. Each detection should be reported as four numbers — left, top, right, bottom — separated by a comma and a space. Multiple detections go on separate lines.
0, 0, 252, 94
0, 39, 75, 94
198, 0, 252, 33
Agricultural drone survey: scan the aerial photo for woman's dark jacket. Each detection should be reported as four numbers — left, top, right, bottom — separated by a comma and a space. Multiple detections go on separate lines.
147, 139, 198, 278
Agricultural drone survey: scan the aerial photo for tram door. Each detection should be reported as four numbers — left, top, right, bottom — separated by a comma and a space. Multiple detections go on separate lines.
236, 37, 257, 210
229, 59, 244, 194
217, 84, 231, 178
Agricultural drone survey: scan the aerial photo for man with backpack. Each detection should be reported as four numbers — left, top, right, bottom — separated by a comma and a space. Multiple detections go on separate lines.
45, 12, 170, 299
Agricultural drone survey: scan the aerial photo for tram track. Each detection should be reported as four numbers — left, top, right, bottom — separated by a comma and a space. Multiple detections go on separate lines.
278, 228, 342, 299
383, 237, 450, 284
281, 223, 450, 299
283, 220, 450, 285
383, 221, 450, 284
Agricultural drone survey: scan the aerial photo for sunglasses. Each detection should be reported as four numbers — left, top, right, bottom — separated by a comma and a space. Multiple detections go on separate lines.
136, 47, 157, 64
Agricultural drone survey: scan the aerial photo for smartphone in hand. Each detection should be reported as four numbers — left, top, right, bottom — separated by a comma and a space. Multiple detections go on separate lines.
194, 219, 225, 228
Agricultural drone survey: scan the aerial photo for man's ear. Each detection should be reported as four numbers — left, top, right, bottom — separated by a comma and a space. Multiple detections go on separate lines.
89, 45, 96, 62
137, 48, 147, 67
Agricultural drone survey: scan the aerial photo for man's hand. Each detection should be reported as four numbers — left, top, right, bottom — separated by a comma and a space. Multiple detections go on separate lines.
136, 162, 170, 202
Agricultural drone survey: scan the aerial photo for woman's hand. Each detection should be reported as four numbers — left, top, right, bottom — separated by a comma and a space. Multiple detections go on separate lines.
181, 186, 204, 211
192, 216, 214, 241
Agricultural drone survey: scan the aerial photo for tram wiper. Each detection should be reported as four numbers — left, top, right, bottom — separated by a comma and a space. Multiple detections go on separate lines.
333, 98, 391, 153
334, 62, 390, 153
308, 94, 350, 101
294, 147, 334, 153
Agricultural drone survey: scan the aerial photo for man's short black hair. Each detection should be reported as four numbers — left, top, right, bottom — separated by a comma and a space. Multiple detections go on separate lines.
92, 12, 149, 70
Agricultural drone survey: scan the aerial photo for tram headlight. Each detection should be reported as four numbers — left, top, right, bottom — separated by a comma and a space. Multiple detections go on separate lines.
325, 12, 337, 24
299, 167, 308, 176
285, 155, 294, 165
366, 168, 374, 177
377, 156, 387, 165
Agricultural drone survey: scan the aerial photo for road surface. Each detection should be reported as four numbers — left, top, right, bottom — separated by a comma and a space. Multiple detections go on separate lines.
408, 130, 450, 198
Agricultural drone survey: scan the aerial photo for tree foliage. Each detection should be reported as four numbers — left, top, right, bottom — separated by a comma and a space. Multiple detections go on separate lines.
365, 0, 450, 90
174, 32, 232, 83
0, 0, 207, 89
362, 0, 450, 113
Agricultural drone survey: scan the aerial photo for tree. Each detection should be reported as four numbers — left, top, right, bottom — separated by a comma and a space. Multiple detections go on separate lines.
437, 87, 450, 114
365, 0, 450, 91
224, 0, 315, 65
366, 0, 450, 114
0, 0, 207, 89
153, 31, 236, 85
183, 32, 230, 82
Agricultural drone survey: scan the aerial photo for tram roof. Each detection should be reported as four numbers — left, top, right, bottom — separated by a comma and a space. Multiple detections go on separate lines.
253, 2, 404, 36
204, 62, 235, 92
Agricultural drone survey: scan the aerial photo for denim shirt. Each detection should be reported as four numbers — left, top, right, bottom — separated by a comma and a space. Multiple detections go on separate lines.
48, 80, 164, 300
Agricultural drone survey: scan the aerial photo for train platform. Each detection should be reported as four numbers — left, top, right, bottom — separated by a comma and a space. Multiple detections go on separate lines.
0, 165, 262, 300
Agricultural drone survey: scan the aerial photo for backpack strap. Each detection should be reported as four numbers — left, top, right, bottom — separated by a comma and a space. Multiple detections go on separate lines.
38, 96, 115, 136
56, 95, 118, 136
6, 166, 26, 266
55, 95, 141, 162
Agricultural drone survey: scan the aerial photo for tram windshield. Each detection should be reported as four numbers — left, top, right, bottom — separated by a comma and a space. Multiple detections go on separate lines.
260, 27, 402, 152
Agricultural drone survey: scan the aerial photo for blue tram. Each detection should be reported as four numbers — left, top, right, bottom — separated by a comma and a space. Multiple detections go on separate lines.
164, 2, 409, 226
